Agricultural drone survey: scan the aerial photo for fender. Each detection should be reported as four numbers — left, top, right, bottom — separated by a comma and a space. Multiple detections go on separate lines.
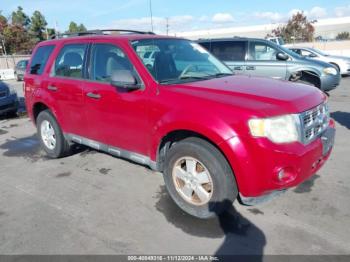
149, 108, 239, 161
32, 88, 64, 128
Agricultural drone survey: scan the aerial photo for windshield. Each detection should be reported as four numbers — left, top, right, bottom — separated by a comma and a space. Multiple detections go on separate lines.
131, 39, 233, 84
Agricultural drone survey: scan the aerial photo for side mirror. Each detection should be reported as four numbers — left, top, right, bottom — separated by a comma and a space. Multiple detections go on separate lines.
110, 70, 141, 90
276, 52, 289, 61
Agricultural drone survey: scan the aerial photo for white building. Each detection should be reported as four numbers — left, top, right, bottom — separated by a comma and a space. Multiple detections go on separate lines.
176, 16, 350, 40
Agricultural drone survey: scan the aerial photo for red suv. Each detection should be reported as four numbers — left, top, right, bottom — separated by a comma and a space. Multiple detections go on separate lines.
24, 30, 335, 218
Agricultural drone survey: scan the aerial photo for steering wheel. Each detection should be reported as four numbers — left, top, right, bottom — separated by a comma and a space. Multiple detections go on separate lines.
179, 64, 197, 78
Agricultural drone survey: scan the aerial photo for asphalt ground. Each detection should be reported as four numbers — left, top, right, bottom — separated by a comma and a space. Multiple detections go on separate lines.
0, 77, 349, 257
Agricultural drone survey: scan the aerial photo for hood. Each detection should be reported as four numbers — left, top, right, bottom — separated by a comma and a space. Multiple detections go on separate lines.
0, 81, 10, 92
166, 75, 326, 117
302, 56, 337, 68
327, 55, 350, 61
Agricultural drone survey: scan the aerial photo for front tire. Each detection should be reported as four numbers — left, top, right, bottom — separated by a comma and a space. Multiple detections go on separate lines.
163, 137, 238, 219
36, 110, 71, 158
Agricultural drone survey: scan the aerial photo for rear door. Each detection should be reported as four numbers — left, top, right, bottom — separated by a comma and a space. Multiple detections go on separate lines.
246, 40, 287, 80
201, 41, 247, 74
45, 42, 89, 136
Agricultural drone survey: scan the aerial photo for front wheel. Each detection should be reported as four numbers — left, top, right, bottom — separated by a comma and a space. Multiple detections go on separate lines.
163, 137, 238, 219
36, 110, 71, 158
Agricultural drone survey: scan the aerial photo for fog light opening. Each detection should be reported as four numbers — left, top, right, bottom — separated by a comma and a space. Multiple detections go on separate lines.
278, 169, 285, 181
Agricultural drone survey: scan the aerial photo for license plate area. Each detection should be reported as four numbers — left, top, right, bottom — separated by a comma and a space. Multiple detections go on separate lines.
321, 128, 335, 156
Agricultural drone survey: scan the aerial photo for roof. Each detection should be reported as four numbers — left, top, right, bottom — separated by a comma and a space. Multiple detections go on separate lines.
197, 37, 267, 42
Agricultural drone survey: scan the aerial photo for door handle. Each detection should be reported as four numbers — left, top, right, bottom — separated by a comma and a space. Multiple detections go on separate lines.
246, 66, 256, 70
86, 92, 101, 99
233, 66, 243, 71
48, 85, 58, 91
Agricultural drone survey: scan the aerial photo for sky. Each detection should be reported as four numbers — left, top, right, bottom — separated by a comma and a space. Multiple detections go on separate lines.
1, 0, 350, 34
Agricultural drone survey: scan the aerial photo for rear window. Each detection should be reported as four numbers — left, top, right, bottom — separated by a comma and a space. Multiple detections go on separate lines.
29, 45, 55, 75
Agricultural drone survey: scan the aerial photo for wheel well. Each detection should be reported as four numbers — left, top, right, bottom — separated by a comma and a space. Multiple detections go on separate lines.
329, 63, 340, 72
157, 130, 226, 172
33, 102, 49, 123
290, 71, 321, 88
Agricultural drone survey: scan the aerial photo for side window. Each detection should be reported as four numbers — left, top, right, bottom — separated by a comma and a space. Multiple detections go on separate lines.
90, 44, 134, 83
292, 49, 302, 55
54, 44, 87, 78
29, 45, 55, 75
248, 41, 278, 61
210, 41, 246, 61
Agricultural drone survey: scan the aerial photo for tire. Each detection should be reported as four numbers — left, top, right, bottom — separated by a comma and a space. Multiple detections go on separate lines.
163, 137, 238, 219
36, 110, 71, 158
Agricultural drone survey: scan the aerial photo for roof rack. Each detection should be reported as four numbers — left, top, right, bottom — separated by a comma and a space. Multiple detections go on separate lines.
51, 29, 155, 39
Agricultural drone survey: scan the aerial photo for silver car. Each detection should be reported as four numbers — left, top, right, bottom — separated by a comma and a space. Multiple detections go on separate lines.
290, 47, 350, 76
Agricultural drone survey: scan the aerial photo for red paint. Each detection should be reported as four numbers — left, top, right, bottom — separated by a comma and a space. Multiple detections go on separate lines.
24, 34, 333, 197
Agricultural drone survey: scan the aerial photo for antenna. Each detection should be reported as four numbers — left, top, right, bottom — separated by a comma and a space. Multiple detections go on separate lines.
149, 0, 154, 32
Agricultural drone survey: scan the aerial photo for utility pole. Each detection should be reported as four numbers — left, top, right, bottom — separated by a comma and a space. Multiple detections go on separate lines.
166, 17, 169, 36
149, 0, 154, 32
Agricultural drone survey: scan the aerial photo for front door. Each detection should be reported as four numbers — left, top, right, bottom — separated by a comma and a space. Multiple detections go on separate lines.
246, 40, 287, 80
83, 43, 149, 155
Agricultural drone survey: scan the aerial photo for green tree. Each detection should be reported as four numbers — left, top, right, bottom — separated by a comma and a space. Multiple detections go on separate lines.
269, 12, 315, 43
2, 24, 34, 54
30, 10, 47, 41
67, 21, 87, 33
336, 32, 350, 40
0, 11, 8, 32
11, 6, 31, 28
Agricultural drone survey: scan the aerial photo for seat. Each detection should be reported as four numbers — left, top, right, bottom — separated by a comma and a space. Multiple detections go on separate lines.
58, 52, 83, 77
153, 52, 178, 81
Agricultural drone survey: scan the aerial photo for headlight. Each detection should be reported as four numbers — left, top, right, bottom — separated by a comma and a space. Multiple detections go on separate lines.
323, 67, 338, 75
248, 115, 300, 144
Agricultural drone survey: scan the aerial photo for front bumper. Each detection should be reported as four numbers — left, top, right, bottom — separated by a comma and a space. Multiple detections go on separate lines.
0, 94, 19, 115
221, 120, 335, 198
320, 73, 341, 91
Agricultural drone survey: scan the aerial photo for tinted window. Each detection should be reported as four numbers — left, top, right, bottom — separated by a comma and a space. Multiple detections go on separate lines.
90, 44, 134, 83
30, 45, 55, 75
248, 41, 278, 61
54, 44, 87, 78
208, 41, 246, 61
132, 39, 232, 84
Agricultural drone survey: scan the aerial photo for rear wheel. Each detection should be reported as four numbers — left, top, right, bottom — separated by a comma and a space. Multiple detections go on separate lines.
163, 137, 237, 219
36, 110, 71, 158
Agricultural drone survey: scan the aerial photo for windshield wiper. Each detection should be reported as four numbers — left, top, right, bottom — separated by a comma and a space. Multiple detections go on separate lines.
212, 73, 233, 78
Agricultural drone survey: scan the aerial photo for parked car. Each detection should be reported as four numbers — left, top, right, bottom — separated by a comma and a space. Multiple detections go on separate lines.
24, 30, 335, 219
197, 38, 340, 92
289, 47, 350, 76
14, 59, 29, 81
0, 81, 18, 116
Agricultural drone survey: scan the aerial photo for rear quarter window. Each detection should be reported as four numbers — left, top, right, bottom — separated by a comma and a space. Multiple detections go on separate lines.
29, 45, 55, 75
210, 41, 246, 61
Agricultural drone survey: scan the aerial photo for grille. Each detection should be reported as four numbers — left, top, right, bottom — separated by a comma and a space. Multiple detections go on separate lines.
0, 91, 7, 98
300, 103, 329, 144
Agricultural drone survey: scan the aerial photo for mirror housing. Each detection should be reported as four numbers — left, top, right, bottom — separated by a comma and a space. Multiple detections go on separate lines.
111, 70, 141, 90
276, 52, 289, 61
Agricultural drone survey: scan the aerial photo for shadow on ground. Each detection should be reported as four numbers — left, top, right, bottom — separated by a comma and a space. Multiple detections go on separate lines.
331, 111, 350, 129
154, 186, 265, 258
293, 174, 320, 194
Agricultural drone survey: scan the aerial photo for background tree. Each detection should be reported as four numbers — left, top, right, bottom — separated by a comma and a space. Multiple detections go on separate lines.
269, 12, 315, 43
0, 11, 8, 32
336, 32, 350, 40
11, 6, 31, 28
30, 11, 48, 41
2, 25, 33, 54
67, 21, 87, 33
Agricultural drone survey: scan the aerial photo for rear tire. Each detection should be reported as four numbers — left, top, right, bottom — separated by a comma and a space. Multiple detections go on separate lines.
36, 110, 71, 158
163, 137, 238, 219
